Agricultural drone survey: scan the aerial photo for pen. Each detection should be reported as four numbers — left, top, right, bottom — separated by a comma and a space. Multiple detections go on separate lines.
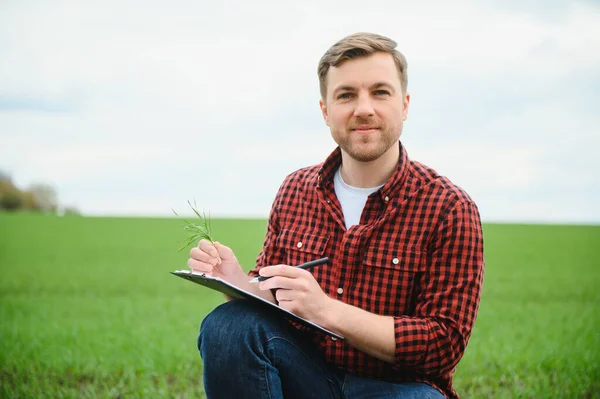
249, 257, 329, 283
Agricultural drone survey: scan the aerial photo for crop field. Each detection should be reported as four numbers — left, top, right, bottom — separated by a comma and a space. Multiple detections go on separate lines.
0, 213, 599, 398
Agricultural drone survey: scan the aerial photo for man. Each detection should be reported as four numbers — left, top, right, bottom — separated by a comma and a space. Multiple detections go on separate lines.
189, 32, 484, 399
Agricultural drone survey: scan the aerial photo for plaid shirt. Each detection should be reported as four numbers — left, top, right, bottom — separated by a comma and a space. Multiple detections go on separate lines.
250, 143, 484, 399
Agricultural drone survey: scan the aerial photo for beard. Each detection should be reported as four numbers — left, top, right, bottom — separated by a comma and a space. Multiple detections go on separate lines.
332, 120, 402, 163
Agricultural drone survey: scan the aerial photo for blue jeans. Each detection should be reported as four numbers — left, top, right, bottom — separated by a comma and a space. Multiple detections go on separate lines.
198, 300, 445, 399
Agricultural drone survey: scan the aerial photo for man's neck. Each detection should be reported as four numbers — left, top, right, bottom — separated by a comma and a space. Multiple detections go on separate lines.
339, 143, 400, 188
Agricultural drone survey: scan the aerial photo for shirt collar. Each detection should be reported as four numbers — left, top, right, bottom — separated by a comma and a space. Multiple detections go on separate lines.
317, 141, 409, 203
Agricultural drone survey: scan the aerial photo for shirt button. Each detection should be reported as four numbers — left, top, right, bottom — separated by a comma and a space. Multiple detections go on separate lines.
337, 287, 343, 295
392, 258, 399, 265
384, 196, 389, 202
297, 242, 303, 248
331, 337, 337, 341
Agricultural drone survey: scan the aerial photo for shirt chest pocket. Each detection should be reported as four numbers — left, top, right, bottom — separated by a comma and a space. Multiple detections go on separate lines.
356, 246, 425, 315
276, 229, 329, 266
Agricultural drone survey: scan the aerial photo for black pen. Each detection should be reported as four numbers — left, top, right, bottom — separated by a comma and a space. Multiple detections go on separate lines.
249, 257, 329, 283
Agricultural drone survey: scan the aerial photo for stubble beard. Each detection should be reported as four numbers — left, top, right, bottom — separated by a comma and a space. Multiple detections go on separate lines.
334, 123, 402, 163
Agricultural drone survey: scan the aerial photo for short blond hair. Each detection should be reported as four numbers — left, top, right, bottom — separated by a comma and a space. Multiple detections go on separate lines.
317, 32, 408, 100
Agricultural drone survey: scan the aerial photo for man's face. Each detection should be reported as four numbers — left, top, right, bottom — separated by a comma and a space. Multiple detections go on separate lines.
320, 52, 410, 163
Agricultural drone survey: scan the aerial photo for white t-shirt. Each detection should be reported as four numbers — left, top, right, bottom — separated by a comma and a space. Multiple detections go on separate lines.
333, 167, 384, 229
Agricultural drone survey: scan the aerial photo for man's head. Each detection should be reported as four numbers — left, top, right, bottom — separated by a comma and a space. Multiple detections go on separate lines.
318, 32, 408, 101
318, 33, 410, 164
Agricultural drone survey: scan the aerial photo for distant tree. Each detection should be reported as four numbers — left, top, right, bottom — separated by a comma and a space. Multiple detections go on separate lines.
0, 170, 65, 213
0, 172, 21, 210
19, 190, 38, 210
0, 189, 23, 210
28, 183, 58, 213
0, 172, 16, 193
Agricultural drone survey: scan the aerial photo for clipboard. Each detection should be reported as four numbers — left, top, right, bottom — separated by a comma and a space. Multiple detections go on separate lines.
171, 270, 344, 340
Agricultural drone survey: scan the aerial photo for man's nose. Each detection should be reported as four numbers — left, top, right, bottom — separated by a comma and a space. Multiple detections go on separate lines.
353, 94, 375, 117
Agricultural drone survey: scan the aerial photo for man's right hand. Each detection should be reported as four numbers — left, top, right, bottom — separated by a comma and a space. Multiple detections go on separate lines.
188, 239, 244, 281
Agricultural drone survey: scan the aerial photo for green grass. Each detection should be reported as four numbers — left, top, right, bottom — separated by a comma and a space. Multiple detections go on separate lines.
0, 213, 599, 398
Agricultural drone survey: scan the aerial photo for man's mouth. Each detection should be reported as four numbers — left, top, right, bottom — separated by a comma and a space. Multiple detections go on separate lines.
352, 126, 380, 133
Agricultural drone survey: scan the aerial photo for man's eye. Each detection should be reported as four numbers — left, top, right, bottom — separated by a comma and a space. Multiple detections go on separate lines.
337, 93, 353, 100
374, 90, 390, 96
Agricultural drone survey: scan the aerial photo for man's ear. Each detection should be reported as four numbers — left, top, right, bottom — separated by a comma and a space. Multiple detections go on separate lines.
319, 99, 330, 126
403, 93, 410, 121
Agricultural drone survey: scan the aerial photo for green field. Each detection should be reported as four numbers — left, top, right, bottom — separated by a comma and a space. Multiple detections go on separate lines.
1, 213, 599, 398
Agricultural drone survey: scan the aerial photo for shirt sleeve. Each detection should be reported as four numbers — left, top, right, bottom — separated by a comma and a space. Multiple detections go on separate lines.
249, 182, 286, 277
393, 199, 485, 376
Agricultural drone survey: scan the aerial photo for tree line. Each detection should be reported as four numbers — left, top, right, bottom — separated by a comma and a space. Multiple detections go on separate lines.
0, 171, 77, 214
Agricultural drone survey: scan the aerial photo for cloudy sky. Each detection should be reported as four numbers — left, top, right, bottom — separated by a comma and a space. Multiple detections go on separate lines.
1, 0, 598, 223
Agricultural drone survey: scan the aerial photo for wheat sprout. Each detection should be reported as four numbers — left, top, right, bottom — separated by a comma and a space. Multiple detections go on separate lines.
172, 199, 217, 254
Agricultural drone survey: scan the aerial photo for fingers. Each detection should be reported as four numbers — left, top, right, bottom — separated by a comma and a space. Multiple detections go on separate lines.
187, 257, 213, 273
274, 289, 309, 315
274, 288, 304, 302
197, 239, 220, 259
259, 274, 310, 292
259, 265, 307, 279
190, 247, 218, 265
188, 239, 221, 273
213, 241, 235, 261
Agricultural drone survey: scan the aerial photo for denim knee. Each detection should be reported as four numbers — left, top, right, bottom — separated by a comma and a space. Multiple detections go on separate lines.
198, 300, 270, 354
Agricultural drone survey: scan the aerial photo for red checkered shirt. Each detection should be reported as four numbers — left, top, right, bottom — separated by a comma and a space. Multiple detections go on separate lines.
250, 143, 484, 399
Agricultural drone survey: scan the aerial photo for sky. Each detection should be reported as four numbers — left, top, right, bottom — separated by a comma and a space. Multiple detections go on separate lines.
1, 0, 598, 223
